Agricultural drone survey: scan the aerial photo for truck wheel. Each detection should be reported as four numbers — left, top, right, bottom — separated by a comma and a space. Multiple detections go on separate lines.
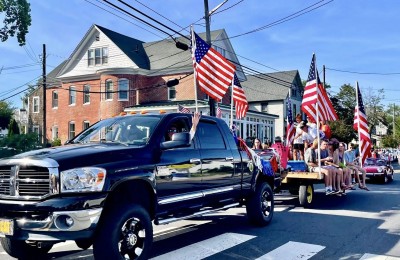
381, 172, 388, 184
93, 204, 153, 260
388, 171, 394, 182
299, 184, 314, 208
75, 239, 92, 250
0, 237, 53, 259
246, 181, 274, 226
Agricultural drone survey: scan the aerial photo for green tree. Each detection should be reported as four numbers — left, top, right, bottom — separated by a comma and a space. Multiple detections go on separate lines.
7, 118, 19, 137
0, 0, 31, 46
0, 101, 14, 130
381, 135, 399, 148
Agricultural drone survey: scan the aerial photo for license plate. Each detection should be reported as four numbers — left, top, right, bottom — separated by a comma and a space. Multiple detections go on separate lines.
0, 219, 14, 236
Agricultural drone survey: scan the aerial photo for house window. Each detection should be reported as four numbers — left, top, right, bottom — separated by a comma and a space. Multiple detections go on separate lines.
293, 104, 297, 117
168, 86, 176, 100
88, 47, 108, 66
33, 96, 39, 113
261, 103, 268, 112
118, 79, 129, 101
52, 126, 58, 140
105, 80, 113, 100
69, 86, 76, 105
83, 121, 90, 130
33, 125, 40, 139
291, 88, 297, 97
69, 122, 76, 140
88, 49, 94, 66
213, 45, 226, 57
83, 85, 90, 104
52, 91, 58, 108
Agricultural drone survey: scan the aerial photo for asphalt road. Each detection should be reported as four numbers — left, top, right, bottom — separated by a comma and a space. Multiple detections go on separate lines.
1, 163, 400, 260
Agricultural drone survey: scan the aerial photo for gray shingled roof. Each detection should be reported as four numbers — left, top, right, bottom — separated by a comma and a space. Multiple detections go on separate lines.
97, 25, 150, 70
143, 30, 225, 72
242, 70, 301, 102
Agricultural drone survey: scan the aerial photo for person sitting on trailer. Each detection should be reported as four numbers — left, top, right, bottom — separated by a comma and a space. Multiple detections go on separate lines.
304, 139, 334, 195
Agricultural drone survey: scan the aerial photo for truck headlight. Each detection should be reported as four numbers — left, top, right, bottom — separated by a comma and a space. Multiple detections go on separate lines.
61, 167, 106, 193
377, 167, 383, 173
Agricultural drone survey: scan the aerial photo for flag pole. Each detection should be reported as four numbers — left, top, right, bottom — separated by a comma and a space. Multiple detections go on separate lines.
230, 78, 234, 127
191, 25, 198, 113
314, 54, 322, 179
356, 81, 362, 167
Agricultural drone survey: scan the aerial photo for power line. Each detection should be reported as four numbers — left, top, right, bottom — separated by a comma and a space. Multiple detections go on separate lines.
326, 67, 400, 75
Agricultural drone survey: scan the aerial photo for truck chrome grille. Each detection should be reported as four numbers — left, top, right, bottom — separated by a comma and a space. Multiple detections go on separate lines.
0, 165, 50, 198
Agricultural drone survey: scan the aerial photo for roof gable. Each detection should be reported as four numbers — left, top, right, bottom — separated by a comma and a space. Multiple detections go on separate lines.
242, 70, 302, 102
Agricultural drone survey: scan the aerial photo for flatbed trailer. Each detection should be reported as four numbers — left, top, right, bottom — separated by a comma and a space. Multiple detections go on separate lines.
278, 170, 325, 207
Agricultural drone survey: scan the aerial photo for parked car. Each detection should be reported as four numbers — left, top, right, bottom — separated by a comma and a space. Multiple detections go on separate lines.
363, 157, 394, 183
0, 113, 275, 259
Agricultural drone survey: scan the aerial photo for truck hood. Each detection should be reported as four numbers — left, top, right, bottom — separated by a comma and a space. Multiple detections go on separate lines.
7, 143, 152, 170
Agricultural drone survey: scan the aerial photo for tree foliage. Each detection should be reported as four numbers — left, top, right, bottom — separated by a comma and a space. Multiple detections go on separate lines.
0, 0, 31, 46
0, 101, 14, 130
7, 118, 19, 137
381, 135, 399, 148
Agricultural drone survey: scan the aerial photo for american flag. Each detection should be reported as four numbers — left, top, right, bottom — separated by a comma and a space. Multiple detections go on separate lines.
216, 105, 222, 118
286, 96, 296, 146
301, 54, 338, 123
232, 73, 248, 119
191, 30, 236, 101
353, 83, 371, 166
178, 105, 190, 114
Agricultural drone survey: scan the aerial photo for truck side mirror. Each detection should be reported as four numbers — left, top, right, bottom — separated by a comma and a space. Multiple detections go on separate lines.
161, 132, 191, 149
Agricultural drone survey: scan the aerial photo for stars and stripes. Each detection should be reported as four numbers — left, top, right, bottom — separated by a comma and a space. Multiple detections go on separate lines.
178, 105, 190, 114
232, 73, 248, 119
301, 54, 338, 123
286, 96, 296, 146
353, 83, 371, 166
191, 30, 236, 101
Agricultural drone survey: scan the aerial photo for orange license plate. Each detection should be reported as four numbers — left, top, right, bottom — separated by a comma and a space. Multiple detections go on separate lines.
0, 219, 13, 236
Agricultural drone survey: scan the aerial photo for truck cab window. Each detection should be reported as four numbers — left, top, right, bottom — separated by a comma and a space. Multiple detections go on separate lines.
197, 122, 225, 149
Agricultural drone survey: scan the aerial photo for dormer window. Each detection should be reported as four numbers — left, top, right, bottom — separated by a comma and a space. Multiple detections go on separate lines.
88, 47, 108, 66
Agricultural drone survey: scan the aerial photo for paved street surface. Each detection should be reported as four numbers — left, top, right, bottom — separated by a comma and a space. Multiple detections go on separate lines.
1, 163, 400, 260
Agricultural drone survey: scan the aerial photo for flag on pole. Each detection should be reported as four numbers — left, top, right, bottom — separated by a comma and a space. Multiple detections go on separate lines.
216, 105, 222, 118
178, 105, 190, 113
353, 83, 371, 166
232, 73, 248, 119
191, 30, 236, 101
286, 96, 295, 146
301, 54, 338, 123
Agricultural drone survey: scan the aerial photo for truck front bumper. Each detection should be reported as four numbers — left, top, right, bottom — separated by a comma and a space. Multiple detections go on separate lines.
0, 194, 106, 241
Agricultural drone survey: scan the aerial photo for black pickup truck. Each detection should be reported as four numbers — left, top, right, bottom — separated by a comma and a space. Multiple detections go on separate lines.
0, 113, 275, 259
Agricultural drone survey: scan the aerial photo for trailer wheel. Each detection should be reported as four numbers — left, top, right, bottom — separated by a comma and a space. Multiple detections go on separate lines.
299, 184, 314, 208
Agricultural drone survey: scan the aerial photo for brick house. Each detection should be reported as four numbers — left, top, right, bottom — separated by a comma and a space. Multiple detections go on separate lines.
42, 25, 253, 144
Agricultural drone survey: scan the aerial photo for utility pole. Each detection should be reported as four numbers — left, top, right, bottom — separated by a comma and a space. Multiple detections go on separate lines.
393, 103, 395, 137
204, 0, 216, 116
42, 44, 47, 146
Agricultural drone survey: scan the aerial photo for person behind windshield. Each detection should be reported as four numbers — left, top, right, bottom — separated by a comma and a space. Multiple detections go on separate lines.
166, 112, 201, 141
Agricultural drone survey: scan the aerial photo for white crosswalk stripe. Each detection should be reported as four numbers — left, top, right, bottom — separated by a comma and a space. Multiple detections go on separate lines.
360, 253, 400, 260
255, 241, 325, 260
150, 232, 255, 260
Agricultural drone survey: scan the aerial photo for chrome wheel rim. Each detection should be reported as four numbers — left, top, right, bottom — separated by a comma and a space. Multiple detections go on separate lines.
261, 190, 272, 217
118, 217, 146, 259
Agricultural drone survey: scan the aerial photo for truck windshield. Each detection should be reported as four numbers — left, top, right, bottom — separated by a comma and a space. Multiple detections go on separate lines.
70, 116, 161, 145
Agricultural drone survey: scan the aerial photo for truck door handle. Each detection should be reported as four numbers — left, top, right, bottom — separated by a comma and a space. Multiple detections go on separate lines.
190, 158, 201, 164
225, 157, 234, 161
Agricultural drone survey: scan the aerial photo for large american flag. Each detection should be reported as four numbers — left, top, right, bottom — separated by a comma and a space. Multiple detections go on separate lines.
178, 105, 190, 114
191, 30, 236, 101
301, 54, 338, 123
286, 96, 295, 146
232, 73, 248, 119
353, 83, 371, 166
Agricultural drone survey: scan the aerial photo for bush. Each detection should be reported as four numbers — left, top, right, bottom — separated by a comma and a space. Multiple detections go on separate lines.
0, 133, 41, 157
51, 138, 62, 147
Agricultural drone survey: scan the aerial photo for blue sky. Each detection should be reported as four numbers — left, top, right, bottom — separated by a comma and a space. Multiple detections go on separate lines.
1, 0, 400, 108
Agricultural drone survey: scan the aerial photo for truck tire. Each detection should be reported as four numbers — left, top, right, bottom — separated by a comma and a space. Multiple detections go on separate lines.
381, 172, 388, 184
0, 237, 53, 259
246, 181, 274, 226
93, 204, 153, 260
75, 239, 92, 250
299, 184, 314, 208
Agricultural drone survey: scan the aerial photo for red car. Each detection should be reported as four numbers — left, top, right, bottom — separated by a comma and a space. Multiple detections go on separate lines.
363, 157, 394, 183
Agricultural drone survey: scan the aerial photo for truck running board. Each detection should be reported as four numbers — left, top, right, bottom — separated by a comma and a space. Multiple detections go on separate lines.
155, 202, 240, 225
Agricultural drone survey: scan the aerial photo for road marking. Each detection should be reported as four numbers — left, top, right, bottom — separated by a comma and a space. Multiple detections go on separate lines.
360, 253, 400, 259
255, 241, 325, 260
150, 232, 255, 259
